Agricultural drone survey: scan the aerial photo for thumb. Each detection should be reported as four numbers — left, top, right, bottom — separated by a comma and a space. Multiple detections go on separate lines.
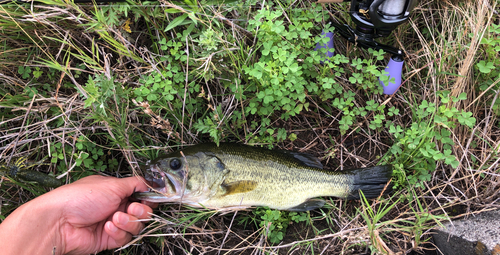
113, 176, 150, 198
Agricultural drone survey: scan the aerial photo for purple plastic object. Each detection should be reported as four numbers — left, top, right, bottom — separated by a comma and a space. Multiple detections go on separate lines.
379, 56, 404, 95
314, 31, 335, 64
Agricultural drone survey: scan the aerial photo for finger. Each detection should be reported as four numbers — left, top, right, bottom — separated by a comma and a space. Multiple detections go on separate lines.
113, 211, 144, 236
104, 221, 133, 248
116, 176, 151, 197
106, 177, 151, 202
128, 202, 154, 219
142, 200, 159, 209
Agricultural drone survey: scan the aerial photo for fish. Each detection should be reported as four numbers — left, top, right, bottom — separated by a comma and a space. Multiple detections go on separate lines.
134, 143, 392, 211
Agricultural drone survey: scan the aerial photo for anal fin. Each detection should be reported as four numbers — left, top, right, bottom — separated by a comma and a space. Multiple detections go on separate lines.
288, 199, 325, 212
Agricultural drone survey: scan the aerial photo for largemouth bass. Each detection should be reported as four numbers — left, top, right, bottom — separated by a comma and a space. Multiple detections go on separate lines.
134, 143, 392, 211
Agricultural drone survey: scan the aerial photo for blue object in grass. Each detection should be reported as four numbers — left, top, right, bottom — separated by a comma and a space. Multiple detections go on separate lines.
314, 31, 335, 64
379, 55, 404, 95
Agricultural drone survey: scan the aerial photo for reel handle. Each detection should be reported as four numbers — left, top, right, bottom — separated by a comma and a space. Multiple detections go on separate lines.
379, 55, 404, 95
314, 30, 335, 64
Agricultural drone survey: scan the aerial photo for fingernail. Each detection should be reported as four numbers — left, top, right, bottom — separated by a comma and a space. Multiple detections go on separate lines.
118, 213, 129, 225
133, 205, 144, 217
107, 222, 118, 233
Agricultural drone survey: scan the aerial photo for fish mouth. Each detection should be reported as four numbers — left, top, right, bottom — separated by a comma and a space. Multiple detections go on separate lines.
145, 164, 183, 196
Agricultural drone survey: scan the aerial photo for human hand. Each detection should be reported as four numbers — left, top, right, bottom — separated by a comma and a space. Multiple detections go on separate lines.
0, 175, 156, 255
57, 175, 155, 254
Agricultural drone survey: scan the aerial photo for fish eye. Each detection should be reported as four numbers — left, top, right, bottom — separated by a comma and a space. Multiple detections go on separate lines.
169, 158, 182, 170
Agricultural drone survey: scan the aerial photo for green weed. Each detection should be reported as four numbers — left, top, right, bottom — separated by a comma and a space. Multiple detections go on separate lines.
476, 23, 500, 117
386, 93, 476, 188
359, 190, 445, 254
239, 207, 309, 244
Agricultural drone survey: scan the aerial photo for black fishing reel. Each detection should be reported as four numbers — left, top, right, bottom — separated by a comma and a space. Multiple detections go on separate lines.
316, 0, 418, 94
349, 0, 418, 38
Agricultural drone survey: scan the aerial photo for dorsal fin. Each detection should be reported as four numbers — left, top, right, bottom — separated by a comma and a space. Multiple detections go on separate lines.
279, 150, 323, 169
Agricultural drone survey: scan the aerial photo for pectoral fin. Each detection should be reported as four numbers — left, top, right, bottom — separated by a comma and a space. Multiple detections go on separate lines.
221, 180, 258, 196
288, 199, 325, 211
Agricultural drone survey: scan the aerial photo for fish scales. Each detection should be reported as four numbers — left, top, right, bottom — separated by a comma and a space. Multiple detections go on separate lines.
207, 147, 353, 209
134, 143, 392, 211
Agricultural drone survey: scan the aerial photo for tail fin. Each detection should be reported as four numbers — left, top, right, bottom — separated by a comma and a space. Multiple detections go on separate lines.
345, 165, 393, 199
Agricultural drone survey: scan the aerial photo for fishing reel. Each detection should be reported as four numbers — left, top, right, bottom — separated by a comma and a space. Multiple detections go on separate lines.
316, 0, 418, 94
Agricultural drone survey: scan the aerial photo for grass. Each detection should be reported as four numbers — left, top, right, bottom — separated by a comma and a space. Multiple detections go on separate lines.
1, 0, 499, 253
